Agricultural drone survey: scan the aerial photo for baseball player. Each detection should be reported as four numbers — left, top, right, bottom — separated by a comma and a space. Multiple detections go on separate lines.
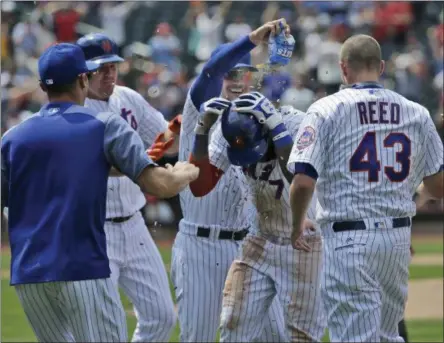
173, 20, 290, 342
1, 43, 199, 343
288, 34, 444, 342
189, 92, 326, 342
76, 33, 180, 342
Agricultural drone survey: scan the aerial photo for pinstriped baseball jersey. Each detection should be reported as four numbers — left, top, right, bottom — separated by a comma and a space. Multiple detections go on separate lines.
209, 106, 318, 239
85, 85, 168, 218
288, 87, 444, 224
179, 93, 251, 229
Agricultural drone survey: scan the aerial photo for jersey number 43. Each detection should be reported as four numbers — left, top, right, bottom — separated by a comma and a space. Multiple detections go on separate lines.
350, 131, 411, 182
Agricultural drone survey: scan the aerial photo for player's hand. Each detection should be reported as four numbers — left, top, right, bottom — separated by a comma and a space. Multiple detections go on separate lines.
195, 97, 232, 135
147, 132, 175, 162
232, 91, 282, 130
168, 114, 182, 135
171, 161, 200, 182
249, 18, 290, 45
291, 219, 316, 252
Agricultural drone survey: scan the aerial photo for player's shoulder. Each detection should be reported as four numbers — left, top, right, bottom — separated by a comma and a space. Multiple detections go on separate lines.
114, 85, 144, 102
279, 105, 307, 134
2, 112, 41, 141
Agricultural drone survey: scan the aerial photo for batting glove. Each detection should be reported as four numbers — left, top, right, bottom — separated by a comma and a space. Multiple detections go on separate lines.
233, 92, 292, 149
195, 97, 232, 135
232, 92, 283, 130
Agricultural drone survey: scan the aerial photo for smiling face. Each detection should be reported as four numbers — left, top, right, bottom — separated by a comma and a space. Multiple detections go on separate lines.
222, 68, 257, 100
87, 62, 118, 100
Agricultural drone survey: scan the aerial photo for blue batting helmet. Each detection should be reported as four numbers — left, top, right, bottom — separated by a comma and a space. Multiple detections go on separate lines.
76, 33, 124, 65
221, 109, 268, 167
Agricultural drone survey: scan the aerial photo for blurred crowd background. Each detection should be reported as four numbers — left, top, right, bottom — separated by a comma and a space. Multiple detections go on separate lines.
1, 1, 443, 226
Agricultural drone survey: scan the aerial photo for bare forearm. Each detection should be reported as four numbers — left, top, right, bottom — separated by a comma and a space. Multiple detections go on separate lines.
137, 165, 196, 198
290, 175, 315, 233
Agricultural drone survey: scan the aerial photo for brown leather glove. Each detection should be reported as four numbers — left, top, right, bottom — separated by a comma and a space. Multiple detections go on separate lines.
168, 114, 182, 135
147, 132, 175, 162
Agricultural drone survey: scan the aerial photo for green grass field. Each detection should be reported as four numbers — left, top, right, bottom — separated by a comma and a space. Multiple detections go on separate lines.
1, 237, 443, 342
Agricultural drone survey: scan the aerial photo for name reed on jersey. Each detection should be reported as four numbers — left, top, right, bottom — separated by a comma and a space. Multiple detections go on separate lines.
357, 101, 400, 125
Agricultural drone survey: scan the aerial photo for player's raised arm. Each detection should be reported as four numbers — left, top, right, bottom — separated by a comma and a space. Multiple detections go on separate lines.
188, 97, 231, 197
190, 19, 287, 109
103, 114, 199, 198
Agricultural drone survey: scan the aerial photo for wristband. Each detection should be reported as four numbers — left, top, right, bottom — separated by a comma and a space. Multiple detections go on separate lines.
270, 123, 293, 149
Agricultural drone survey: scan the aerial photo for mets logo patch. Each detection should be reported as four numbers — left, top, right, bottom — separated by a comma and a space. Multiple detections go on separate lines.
297, 126, 316, 150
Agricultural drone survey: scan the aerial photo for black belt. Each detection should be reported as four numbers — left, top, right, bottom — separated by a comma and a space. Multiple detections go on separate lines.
197, 227, 248, 241
106, 210, 142, 224
332, 217, 410, 233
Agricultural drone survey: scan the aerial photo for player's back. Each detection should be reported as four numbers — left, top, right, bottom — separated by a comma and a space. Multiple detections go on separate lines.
312, 86, 436, 222
1, 102, 112, 285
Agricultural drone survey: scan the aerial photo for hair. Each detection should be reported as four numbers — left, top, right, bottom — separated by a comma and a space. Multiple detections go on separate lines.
340, 34, 382, 72
41, 78, 78, 97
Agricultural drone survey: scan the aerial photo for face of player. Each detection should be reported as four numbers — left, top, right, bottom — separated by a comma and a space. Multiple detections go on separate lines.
222, 68, 256, 101
87, 62, 118, 100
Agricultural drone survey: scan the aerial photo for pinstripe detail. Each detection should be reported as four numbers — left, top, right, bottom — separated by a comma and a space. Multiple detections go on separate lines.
288, 88, 444, 223
173, 93, 287, 342
15, 278, 127, 342
86, 85, 174, 342
171, 226, 288, 342
321, 226, 410, 342
179, 94, 252, 229
220, 234, 325, 342
106, 212, 176, 342
287, 87, 442, 342
85, 85, 168, 219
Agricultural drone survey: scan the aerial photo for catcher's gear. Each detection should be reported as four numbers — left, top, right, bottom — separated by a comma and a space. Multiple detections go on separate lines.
147, 132, 175, 162
221, 107, 268, 167
76, 33, 124, 65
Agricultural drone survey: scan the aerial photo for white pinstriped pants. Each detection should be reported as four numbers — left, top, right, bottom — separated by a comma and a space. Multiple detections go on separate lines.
219, 233, 326, 343
105, 211, 176, 342
15, 278, 127, 342
321, 224, 411, 343
171, 220, 288, 342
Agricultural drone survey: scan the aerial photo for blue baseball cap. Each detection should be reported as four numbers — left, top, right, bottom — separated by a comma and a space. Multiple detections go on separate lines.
211, 43, 258, 71
38, 43, 100, 86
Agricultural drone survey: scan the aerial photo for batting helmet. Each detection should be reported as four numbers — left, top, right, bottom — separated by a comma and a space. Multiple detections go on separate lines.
76, 33, 124, 65
221, 109, 268, 167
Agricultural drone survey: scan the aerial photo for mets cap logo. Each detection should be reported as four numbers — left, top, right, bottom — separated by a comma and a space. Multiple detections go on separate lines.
297, 126, 316, 150
102, 40, 112, 53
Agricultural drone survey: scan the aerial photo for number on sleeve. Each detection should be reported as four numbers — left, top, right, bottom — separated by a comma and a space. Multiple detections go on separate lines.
350, 132, 411, 182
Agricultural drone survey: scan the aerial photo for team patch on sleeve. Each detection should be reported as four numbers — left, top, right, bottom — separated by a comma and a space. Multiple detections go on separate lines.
296, 126, 316, 150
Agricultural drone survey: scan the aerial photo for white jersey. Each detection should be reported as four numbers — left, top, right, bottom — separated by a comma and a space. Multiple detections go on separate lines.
209, 106, 318, 239
179, 94, 251, 230
85, 85, 168, 218
288, 87, 444, 224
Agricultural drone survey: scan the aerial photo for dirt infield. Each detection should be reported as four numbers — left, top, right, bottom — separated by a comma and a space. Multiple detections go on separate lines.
406, 279, 444, 320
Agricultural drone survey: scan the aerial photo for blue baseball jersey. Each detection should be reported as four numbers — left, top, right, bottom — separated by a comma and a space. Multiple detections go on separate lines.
1, 101, 155, 285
